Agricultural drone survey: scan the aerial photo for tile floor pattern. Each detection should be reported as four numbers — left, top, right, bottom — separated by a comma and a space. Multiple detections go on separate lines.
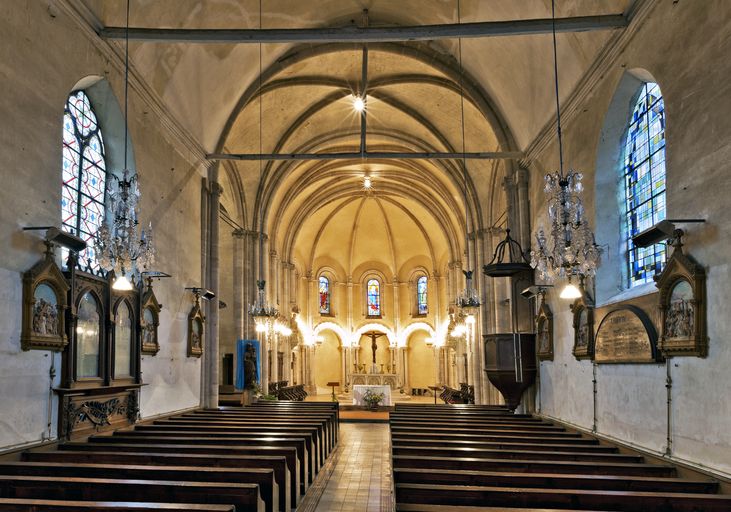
298, 422, 394, 512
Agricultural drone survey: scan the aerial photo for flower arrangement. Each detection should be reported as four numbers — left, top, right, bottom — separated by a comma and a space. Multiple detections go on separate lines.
363, 389, 384, 410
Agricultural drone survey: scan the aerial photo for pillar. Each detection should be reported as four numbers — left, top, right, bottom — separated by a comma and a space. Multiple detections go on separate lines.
204, 173, 222, 409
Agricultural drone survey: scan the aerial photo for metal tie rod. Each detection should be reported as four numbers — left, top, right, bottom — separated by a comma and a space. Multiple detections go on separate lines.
207, 151, 524, 161
100, 15, 627, 44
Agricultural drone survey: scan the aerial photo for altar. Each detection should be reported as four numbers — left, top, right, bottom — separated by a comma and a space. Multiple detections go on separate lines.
352, 384, 392, 406
350, 372, 398, 389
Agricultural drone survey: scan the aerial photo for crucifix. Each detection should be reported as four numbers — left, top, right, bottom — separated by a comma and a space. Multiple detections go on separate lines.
363, 331, 386, 365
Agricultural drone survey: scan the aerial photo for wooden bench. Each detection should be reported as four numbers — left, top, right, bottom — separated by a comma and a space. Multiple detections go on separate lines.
392, 437, 618, 453
395, 483, 731, 511
391, 445, 644, 463
393, 467, 718, 493
0, 498, 235, 511
0, 462, 277, 512
23, 450, 292, 512
60, 442, 304, 501
104, 430, 317, 482
0, 475, 264, 512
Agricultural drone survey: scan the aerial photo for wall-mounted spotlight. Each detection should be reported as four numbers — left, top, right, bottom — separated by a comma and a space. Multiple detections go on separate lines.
520, 284, 553, 300
185, 287, 216, 301
633, 219, 705, 248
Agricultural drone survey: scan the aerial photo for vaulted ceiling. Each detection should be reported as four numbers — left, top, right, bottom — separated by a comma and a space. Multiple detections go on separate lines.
80, 0, 634, 276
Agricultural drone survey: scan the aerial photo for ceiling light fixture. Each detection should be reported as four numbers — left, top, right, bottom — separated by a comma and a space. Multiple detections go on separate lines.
454, 0, 480, 315
530, 0, 601, 289
362, 175, 372, 190
353, 95, 366, 113
95, 0, 155, 291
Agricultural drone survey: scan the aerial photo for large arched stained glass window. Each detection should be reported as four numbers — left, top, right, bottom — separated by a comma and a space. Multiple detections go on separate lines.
62, 90, 108, 271
319, 276, 330, 315
367, 279, 381, 317
417, 276, 428, 315
623, 82, 666, 287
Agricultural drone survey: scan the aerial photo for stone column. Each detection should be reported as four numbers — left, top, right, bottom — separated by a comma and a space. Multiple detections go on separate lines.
233, 230, 245, 340
204, 175, 222, 410
270, 332, 279, 386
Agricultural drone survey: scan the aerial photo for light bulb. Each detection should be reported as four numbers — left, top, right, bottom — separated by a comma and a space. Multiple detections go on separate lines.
113, 275, 134, 291
353, 95, 365, 112
465, 315, 476, 325
255, 323, 267, 333
363, 176, 372, 189
560, 282, 582, 299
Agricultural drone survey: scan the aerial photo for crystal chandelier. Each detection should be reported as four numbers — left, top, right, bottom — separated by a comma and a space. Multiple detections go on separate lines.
530, 0, 601, 297
95, 0, 154, 291
249, 279, 278, 323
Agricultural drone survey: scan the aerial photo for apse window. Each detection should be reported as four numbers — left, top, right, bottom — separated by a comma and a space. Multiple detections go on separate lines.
623, 82, 667, 287
62, 90, 108, 271
416, 275, 428, 315
366, 278, 381, 317
319, 276, 331, 315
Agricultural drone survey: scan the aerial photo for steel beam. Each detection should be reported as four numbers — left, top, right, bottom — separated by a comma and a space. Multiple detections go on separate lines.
206, 151, 524, 161
100, 15, 626, 44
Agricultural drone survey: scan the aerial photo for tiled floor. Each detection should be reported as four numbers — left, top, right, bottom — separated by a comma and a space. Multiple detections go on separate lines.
299, 422, 394, 511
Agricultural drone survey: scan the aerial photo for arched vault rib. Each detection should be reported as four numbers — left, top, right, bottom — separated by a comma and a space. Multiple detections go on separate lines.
215, 42, 518, 156
282, 183, 459, 267
373, 197, 398, 276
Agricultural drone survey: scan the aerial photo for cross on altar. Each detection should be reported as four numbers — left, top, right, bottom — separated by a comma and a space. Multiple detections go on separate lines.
363, 331, 387, 364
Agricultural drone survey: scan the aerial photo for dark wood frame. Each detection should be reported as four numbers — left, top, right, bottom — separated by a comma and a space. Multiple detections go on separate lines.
21, 246, 69, 351
111, 295, 138, 381
187, 295, 204, 358
655, 241, 707, 357
140, 278, 162, 355
535, 294, 554, 361
570, 288, 595, 360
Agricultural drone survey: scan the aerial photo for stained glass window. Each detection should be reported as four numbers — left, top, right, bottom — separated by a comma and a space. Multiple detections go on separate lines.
623, 82, 666, 287
367, 279, 381, 317
62, 90, 107, 271
319, 276, 330, 315
417, 276, 428, 315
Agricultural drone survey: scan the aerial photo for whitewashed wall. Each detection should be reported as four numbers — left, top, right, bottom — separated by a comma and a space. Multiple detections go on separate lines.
533, 0, 731, 476
0, 2, 204, 450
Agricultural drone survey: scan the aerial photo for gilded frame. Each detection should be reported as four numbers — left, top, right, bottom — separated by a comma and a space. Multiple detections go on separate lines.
140, 280, 162, 355
535, 295, 554, 361
570, 289, 595, 360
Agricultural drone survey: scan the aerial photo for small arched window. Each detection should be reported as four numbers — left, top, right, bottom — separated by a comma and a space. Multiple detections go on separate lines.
416, 276, 428, 315
62, 90, 108, 271
623, 82, 667, 287
318, 276, 330, 315
366, 279, 381, 317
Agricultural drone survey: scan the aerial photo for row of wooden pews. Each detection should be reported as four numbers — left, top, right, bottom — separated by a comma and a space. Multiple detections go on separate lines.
390, 403, 731, 512
0, 401, 338, 512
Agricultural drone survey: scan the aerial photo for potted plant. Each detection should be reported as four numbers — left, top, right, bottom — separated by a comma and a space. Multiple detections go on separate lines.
363, 389, 384, 411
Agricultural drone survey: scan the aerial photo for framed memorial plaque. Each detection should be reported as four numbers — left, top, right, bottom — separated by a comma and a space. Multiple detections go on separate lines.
594, 305, 661, 363
570, 289, 594, 360
655, 238, 707, 357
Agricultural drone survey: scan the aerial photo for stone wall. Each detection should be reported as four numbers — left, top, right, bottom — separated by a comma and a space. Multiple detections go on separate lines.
531, 0, 731, 476
0, 2, 204, 450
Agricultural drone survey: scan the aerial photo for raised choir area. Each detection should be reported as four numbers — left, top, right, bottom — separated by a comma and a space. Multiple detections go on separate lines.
0, 401, 338, 511
389, 404, 731, 511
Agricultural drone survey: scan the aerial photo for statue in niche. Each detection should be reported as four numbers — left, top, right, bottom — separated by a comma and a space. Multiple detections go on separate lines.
537, 318, 550, 353
32, 284, 58, 336
243, 343, 258, 390
191, 319, 202, 351
577, 309, 589, 347
141, 308, 156, 346
665, 281, 694, 338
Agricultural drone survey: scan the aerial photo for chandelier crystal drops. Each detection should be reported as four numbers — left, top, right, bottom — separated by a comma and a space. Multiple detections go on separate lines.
95, 169, 154, 289
456, 270, 481, 313
530, 170, 601, 282
248, 280, 279, 320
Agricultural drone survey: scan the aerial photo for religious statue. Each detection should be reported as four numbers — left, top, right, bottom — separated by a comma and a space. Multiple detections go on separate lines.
32, 298, 58, 336
244, 343, 258, 390
577, 310, 589, 347
538, 320, 550, 353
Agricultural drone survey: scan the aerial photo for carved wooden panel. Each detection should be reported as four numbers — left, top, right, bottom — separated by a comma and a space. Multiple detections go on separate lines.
59, 387, 140, 441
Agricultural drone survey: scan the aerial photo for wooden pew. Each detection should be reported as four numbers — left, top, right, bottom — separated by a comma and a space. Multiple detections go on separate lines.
0, 462, 278, 512
24, 450, 292, 512
395, 483, 731, 511
59, 442, 303, 504
0, 475, 264, 512
392, 454, 678, 477
392, 437, 618, 453
131, 423, 327, 467
0, 499, 235, 511
389, 430, 598, 446
393, 467, 718, 493
103, 430, 317, 482
391, 444, 644, 463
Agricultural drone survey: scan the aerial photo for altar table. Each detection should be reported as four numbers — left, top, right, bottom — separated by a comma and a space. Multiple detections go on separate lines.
352, 384, 392, 406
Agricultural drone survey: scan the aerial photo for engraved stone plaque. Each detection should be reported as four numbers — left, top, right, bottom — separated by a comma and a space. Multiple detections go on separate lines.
594, 306, 659, 364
